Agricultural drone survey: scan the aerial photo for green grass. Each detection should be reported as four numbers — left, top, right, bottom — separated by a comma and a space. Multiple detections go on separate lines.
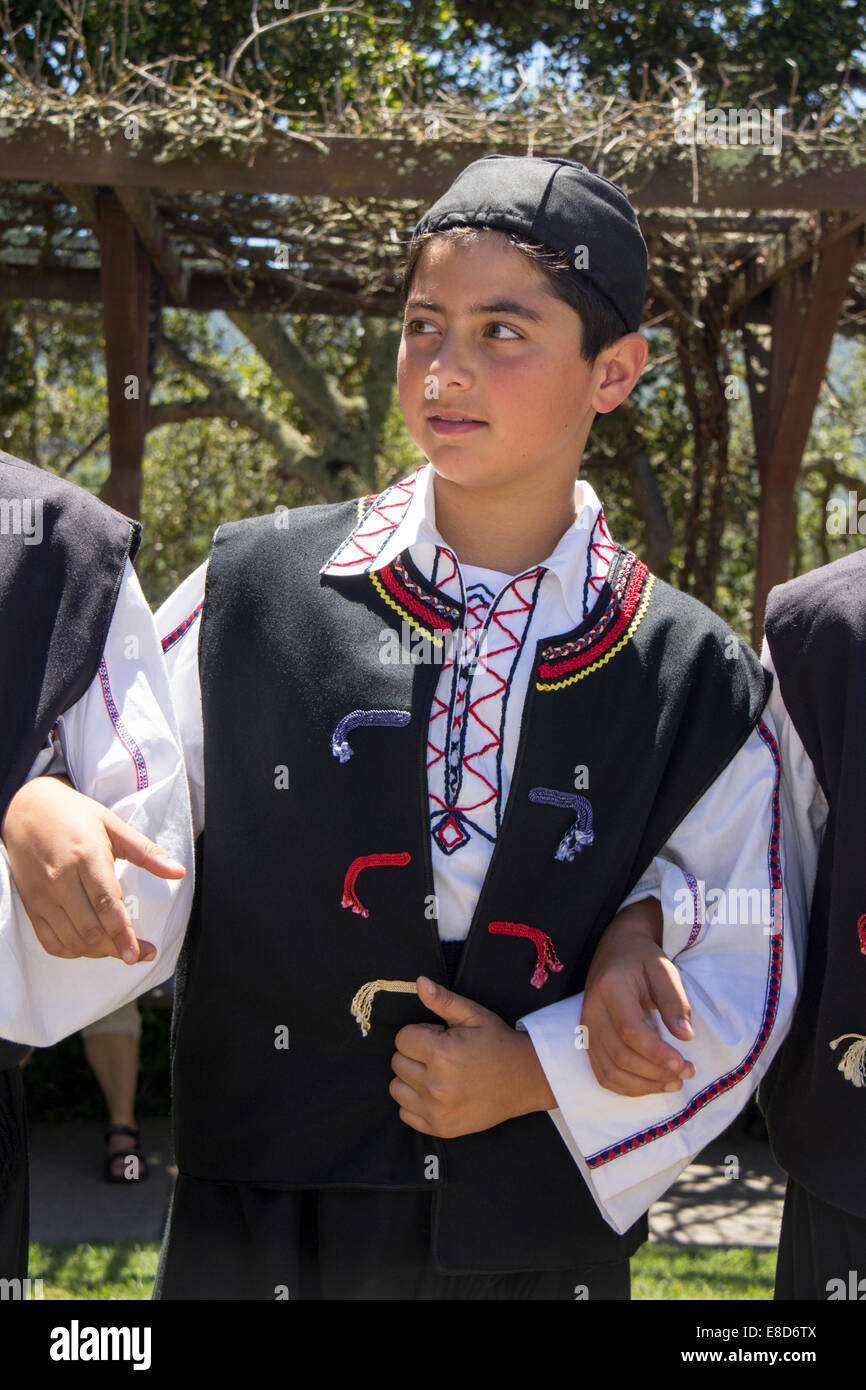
27, 1240, 776, 1300
633, 1243, 776, 1300
28, 1241, 161, 1300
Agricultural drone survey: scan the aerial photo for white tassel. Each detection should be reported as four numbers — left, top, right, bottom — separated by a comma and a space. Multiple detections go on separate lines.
829, 1033, 866, 1088
350, 979, 418, 1037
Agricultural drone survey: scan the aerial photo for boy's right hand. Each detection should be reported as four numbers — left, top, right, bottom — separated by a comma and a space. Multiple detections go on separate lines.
0, 775, 186, 965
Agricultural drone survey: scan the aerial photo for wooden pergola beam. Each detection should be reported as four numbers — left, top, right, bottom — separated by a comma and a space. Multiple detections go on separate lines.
644, 212, 803, 235
1, 131, 864, 209
114, 187, 190, 306
0, 137, 860, 616
55, 182, 98, 230
0, 266, 404, 316
0, 263, 712, 330
94, 190, 152, 519
54, 185, 190, 305
727, 210, 866, 317
748, 221, 865, 643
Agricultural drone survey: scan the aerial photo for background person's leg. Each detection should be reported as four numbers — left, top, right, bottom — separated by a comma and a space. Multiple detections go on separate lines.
81, 1001, 145, 1181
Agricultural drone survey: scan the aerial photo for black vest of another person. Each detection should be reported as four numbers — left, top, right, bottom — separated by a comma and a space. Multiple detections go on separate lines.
762, 548, 866, 1220
0, 452, 140, 1070
171, 496, 770, 1272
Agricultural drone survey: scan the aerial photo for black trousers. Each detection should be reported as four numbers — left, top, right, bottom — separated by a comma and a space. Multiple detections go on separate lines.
775, 1176, 866, 1300
0, 1065, 28, 1281
155, 1176, 631, 1301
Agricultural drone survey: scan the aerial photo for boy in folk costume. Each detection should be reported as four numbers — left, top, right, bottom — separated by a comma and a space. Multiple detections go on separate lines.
759, 550, 864, 1299
582, 548, 865, 1301
0, 158, 801, 1299
0, 453, 193, 1281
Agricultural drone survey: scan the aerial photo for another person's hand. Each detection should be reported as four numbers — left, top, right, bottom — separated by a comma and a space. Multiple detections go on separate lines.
390, 976, 556, 1137
0, 775, 185, 964
581, 898, 696, 1097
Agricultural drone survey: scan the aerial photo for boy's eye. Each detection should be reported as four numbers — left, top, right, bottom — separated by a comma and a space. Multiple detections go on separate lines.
486, 322, 521, 340
403, 319, 521, 340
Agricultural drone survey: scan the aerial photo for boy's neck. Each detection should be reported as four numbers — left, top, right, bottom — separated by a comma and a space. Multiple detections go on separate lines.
431, 469, 581, 576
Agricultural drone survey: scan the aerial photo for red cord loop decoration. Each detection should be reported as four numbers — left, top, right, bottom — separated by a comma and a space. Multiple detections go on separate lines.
488, 921, 564, 988
858, 913, 866, 957
341, 852, 411, 918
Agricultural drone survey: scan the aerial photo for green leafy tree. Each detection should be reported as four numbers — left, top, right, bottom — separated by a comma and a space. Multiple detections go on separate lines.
0, 0, 476, 109
439, 0, 865, 112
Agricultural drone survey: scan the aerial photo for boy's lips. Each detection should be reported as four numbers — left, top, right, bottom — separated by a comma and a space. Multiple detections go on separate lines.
427, 412, 487, 436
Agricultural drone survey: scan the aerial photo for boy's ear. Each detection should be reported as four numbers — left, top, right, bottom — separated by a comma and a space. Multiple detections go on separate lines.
592, 333, 649, 415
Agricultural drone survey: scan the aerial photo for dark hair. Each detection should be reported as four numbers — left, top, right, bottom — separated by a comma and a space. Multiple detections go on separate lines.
400, 226, 628, 365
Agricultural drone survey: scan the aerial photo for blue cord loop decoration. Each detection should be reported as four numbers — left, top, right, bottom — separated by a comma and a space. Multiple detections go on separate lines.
331, 709, 411, 763
528, 787, 594, 862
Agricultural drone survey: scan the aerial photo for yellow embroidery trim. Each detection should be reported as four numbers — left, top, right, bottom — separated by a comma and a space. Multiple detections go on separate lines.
830, 1032, 866, 1087
536, 574, 656, 692
369, 571, 444, 648
351, 979, 419, 1037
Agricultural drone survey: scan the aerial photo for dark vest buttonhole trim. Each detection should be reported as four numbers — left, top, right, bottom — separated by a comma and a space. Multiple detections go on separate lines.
829, 1033, 866, 1087
331, 708, 412, 763
351, 978, 419, 1036
341, 852, 412, 918
487, 921, 564, 989
528, 787, 594, 862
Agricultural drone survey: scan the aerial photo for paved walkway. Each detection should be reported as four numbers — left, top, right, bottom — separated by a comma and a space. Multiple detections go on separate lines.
649, 1137, 786, 1247
29, 1116, 175, 1246
26, 1118, 787, 1248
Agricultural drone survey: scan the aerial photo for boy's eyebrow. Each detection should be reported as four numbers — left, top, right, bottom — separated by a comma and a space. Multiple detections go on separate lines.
404, 296, 545, 323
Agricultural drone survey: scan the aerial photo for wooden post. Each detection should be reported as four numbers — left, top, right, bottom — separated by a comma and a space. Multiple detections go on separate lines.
94, 189, 153, 520
744, 221, 864, 646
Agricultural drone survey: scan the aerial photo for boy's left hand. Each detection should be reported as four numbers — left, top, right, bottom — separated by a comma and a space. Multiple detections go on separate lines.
390, 976, 556, 1137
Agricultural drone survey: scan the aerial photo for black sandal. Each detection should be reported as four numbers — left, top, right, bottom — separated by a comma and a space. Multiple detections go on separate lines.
104, 1124, 148, 1183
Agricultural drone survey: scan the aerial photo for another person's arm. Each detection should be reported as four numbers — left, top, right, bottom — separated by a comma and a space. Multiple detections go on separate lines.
512, 713, 805, 1234
576, 639, 826, 1104
0, 561, 201, 1046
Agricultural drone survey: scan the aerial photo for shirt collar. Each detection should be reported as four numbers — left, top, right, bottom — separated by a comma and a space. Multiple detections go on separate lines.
321, 462, 618, 628
320, 464, 433, 577
541, 481, 619, 626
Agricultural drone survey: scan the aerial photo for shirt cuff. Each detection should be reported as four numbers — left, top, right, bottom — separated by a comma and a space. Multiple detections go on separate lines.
616, 861, 661, 913
519, 992, 696, 1233
616, 856, 709, 961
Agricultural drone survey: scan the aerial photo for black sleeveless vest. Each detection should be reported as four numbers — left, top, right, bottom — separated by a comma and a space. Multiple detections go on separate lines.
171, 497, 771, 1271
0, 452, 140, 1070
761, 548, 866, 1218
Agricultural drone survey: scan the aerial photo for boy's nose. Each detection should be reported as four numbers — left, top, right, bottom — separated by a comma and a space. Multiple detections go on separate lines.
426, 351, 474, 386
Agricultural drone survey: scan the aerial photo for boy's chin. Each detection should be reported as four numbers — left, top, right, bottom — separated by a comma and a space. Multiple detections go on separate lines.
426, 455, 538, 492
426, 455, 496, 487
423, 447, 499, 477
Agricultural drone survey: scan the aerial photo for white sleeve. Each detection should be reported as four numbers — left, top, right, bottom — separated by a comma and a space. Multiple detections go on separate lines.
518, 713, 804, 1235
0, 559, 196, 1047
760, 636, 827, 915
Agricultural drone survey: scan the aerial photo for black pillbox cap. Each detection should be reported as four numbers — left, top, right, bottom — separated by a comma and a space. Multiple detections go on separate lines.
411, 155, 648, 334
